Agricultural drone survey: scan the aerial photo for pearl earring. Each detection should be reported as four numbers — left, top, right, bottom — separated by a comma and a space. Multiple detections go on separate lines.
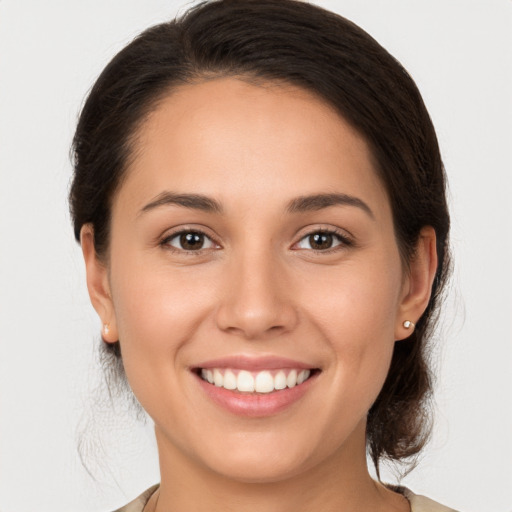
103, 324, 110, 335
403, 320, 415, 329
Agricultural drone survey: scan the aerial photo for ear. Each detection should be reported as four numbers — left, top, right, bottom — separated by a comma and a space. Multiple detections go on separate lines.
80, 224, 119, 343
395, 226, 438, 340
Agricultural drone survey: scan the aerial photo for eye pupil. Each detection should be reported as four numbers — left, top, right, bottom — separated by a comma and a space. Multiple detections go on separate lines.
180, 232, 204, 250
310, 232, 333, 250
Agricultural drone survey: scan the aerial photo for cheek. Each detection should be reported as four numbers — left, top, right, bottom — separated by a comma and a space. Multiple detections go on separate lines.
107, 255, 218, 406
112, 264, 215, 351
301, 254, 402, 342
301, 257, 402, 398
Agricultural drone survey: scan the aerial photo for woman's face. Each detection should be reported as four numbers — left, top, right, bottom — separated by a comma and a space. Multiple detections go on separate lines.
84, 78, 427, 482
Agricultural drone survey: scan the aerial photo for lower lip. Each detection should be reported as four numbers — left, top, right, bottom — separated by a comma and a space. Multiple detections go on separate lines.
195, 372, 318, 418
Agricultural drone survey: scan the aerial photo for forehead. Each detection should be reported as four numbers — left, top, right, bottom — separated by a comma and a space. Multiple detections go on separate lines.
119, 77, 389, 217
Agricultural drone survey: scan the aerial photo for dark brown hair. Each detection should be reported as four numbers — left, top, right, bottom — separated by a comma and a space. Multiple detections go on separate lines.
70, 0, 450, 473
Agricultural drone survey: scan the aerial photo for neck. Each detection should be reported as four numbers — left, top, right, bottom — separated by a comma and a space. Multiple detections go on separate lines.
152, 423, 409, 512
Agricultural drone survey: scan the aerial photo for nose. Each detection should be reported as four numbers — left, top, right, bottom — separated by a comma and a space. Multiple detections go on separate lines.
215, 249, 299, 340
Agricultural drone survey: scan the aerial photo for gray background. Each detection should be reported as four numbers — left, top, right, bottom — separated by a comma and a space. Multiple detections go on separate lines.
0, 1, 511, 511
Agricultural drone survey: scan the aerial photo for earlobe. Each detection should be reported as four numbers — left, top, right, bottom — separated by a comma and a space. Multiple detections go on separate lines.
396, 226, 438, 340
80, 224, 119, 342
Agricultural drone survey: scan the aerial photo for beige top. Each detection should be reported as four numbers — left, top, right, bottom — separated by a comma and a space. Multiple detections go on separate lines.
113, 485, 460, 512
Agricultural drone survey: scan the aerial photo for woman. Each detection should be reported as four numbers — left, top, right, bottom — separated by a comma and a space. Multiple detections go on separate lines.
69, 1, 456, 510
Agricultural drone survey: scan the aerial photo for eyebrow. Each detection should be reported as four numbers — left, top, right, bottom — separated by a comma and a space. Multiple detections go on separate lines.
286, 193, 374, 219
140, 192, 224, 215
140, 191, 374, 219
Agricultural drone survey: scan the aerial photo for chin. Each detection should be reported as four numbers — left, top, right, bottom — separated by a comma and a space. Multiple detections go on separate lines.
206, 455, 312, 484
194, 434, 322, 484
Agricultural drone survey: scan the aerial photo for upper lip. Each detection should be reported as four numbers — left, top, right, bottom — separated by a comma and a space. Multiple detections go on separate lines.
193, 355, 317, 371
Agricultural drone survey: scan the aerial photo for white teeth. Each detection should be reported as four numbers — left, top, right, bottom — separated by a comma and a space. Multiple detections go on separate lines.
237, 370, 255, 392
287, 369, 298, 388
201, 369, 214, 384
274, 371, 287, 390
213, 369, 223, 387
254, 371, 274, 393
297, 369, 310, 384
223, 370, 237, 390
200, 368, 313, 393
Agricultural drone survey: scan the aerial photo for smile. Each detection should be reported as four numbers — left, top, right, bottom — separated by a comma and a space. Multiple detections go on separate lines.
199, 368, 312, 394
193, 356, 320, 417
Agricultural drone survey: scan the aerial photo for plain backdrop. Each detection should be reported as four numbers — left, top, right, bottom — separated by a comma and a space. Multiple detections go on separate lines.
0, 1, 511, 511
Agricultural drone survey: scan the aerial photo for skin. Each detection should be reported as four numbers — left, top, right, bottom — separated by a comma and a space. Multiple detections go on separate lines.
82, 78, 437, 512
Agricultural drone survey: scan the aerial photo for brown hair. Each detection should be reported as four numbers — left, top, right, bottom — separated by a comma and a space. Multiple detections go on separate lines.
70, 0, 450, 473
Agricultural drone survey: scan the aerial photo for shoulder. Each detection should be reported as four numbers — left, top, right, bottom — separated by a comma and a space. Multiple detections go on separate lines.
111, 485, 159, 512
401, 487, 461, 512
110, 484, 460, 512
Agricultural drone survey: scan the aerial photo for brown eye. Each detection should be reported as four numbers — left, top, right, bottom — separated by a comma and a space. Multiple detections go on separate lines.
309, 233, 334, 250
296, 230, 349, 251
165, 231, 216, 251
180, 232, 204, 250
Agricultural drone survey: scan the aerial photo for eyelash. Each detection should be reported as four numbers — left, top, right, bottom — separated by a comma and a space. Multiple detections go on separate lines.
295, 229, 354, 253
159, 228, 353, 255
159, 229, 219, 256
